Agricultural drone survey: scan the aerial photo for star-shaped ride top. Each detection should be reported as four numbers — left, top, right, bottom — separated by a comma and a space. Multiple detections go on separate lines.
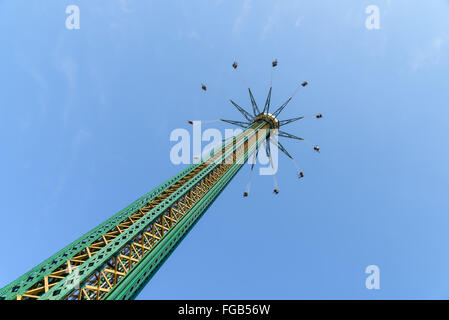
201, 60, 322, 195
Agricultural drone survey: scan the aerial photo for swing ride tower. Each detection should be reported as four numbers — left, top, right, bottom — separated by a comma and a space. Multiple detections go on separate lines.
0, 61, 320, 300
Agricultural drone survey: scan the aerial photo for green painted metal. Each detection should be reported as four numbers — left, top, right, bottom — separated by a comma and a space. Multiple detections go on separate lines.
106, 127, 267, 299
40, 123, 266, 300
0, 164, 192, 299
1, 77, 312, 300
0, 129, 248, 300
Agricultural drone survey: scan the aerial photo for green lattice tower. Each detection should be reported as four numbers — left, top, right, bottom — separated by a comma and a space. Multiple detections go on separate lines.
0, 122, 270, 300
1, 79, 314, 300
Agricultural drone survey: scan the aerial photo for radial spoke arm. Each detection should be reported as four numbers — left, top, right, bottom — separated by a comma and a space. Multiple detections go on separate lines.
278, 130, 304, 141
263, 87, 272, 114
251, 146, 259, 170
275, 140, 293, 159
248, 88, 260, 116
220, 119, 250, 128
229, 100, 253, 122
272, 97, 293, 118
265, 138, 271, 157
278, 116, 304, 126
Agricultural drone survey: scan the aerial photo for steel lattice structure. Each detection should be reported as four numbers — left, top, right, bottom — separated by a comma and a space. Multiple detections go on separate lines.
1, 62, 319, 300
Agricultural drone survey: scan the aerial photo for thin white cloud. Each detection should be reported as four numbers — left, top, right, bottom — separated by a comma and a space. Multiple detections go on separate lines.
409, 36, 446, 70
260, 1, 301, 39
233, 0, 251, 34
58, 57, 78, 90
44, 128, 91, 215
15, 52, 49, 115
261, 2, 281, 39
52, 35, 79, 127
295, 16, 303, 28
119, 0, 133, 13
179, 30, 200, 40
72, 129, 91, 157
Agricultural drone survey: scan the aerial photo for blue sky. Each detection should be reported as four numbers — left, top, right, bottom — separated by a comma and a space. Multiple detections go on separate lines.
0, 0, 449, 299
